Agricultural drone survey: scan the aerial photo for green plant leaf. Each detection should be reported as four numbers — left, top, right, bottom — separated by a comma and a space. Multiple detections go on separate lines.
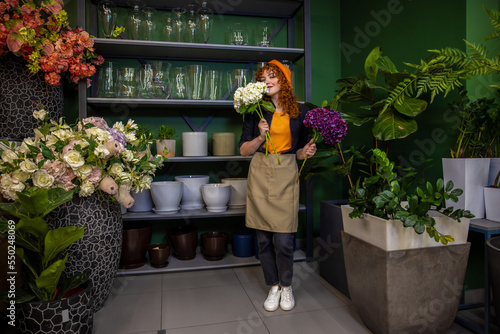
260, 101, 276, 113
436, 178, 444, 191
0, 201, 31, 219
394, 96, 427, 117
16, 188, 49, 217
43, 226, 84, 266
56, 273, 88, 299
364, 46, 382, 82
45, 188, 74, 216
17, 217, 48, 238
445, 180, 454, 192
375, 55, 398, 73
372, 109, 418, 140
36, 254, 68, 301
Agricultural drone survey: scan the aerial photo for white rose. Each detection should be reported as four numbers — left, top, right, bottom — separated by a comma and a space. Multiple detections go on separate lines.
19, 160, 38, 173
10, 180, 26, 194
79, 181, 95, 197
13, 170, 30, 182
117, 171, 132, 183
1, 149, 18, 164
121, 150, 134, 162
32, 170, 54, 189
45, 135, 58, 147
110, 163, 125, 176
75, 164, 93, 177
33, 108, 48, 121
63, 151, 85, 169
94, 145, 110, 159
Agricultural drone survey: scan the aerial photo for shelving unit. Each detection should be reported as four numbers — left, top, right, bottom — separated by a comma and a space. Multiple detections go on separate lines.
76, 0, 314, 272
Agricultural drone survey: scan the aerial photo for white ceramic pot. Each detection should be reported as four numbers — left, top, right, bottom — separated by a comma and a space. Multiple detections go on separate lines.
174, 175, 210, 210
200, 183, 231, 212
182, 132, 207, 156
489, 158, 500, 186
484, 187, 500, 222
221, 178, 247, 208
442, 158, 490, 218
156, 139, 176, 158
150, 181, 183, 214
212, 132, 235, 156
128, 189, 153, 212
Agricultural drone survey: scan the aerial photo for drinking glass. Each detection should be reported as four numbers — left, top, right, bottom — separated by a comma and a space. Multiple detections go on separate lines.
255, 21, 275, 47
228, 23, 248, 46
203, 70, 222, 100
184, 4, 198, 43
198, 1, 213, 43
97, 0, 117, 38
137, 64, 154, 99
227, 68, 250, 98
172, 7, 186, 43
127, 0, 144, 40
98, 61, 119, 97
170, 66, 187, 99
141, 7, 156, 41
185, 64, 206, 100
149, 61, 172, 98
118, 67, 138, 98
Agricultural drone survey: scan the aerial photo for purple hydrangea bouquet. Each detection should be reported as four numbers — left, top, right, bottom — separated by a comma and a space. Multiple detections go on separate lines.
297, 107, 348, 181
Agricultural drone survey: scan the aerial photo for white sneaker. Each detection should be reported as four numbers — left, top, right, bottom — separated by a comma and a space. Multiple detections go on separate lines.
264, 286, 281, 311
280, 286, 295, 311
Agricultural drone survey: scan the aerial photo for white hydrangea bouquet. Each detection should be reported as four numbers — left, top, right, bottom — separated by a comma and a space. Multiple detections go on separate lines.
0, 107, 164, 208
233, 81, 280, 164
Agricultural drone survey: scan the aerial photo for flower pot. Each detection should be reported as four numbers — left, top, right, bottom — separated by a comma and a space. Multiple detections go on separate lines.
167, 225, 198, 260
182, 132, 207, 156
128, 189, 153, 212
221, 178, 247, 208
484, 187, 500, 222
120, 222, 152, 269
201, 232, 228, 261
156, 139, 176, 157
200, 183, 231, 212
232, 230, 255, 257
174, 175, 210, 210
489, 157, 500, 186
150, 181, 183, 214
212, 132, 235, 156
442, 158, 491, 218
147, 243, 171, 268
18, 282, 93, 334
486, 237, 500, 328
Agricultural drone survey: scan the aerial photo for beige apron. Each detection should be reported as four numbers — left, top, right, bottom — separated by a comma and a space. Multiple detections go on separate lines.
245, 152, 299, 233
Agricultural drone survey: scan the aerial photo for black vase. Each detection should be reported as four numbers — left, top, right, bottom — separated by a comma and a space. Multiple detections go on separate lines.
0, 53, 64, 141
45, 191, 122, 313
18, 282, 93, 334
120, 222, 152, 269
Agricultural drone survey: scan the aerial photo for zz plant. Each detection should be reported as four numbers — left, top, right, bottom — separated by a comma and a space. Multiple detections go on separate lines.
348, 148, 474, 244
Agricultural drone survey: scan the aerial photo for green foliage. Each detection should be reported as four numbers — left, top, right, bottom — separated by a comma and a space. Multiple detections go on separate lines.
0, 187, 86, 303
348, 149, 474, 244
155, 125, 176, 140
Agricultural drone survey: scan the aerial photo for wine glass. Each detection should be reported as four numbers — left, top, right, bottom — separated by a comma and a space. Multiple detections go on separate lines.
97, 0, 117, 38
198, 1, 213, 43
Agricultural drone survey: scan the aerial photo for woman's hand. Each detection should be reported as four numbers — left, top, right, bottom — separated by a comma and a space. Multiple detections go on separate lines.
299, 138, 317, 160
257, 118, 269, 141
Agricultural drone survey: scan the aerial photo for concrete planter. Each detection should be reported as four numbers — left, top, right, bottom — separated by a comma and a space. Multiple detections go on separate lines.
342, 231, 470, 334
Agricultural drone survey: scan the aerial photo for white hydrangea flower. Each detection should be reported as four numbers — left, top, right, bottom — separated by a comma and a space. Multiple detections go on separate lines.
233, 82, 268, 112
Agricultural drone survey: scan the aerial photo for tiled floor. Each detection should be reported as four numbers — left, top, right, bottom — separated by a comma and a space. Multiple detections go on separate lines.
93, 261, 493, 334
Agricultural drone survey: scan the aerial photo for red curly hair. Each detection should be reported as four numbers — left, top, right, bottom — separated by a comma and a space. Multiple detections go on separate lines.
255, 63, 299, 119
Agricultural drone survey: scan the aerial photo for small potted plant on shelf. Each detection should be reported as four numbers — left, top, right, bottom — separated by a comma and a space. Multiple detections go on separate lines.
155, 125, 176, 158
0, 187, 93, 334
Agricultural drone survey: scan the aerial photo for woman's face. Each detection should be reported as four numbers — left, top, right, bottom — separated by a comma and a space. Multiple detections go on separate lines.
259, 69, 281, 98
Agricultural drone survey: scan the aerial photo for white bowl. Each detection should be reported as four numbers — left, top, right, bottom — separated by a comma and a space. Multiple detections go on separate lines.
175, 175, 210, 210
150, 181, 183, 212
201, 183, 231, 212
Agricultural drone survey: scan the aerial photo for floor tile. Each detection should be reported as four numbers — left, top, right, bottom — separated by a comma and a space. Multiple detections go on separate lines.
262, 307, 371, 334
233, 264, 265, 283
162, 268, 240, 291
93, 292, 162, 334
163, 320, 270, 334
162, 284, 259, 329
110, 274, 163, 296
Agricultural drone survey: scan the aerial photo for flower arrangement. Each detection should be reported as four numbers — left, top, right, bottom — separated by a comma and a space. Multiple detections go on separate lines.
233, 81, 280, 164
297, 107, 348, 181
0, 0, 104, 86
0, 107, 164, 208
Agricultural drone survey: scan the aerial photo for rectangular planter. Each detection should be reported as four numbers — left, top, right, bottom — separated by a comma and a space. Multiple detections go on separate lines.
341, 205, 470, 251
484, 187, 500, 222
442, 158, 490, 218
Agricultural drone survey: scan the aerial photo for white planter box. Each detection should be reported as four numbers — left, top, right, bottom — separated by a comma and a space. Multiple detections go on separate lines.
484, 187, 500, 222
341, 205, 470, 251
489, 157, 500, 187
442, 158, 490, 218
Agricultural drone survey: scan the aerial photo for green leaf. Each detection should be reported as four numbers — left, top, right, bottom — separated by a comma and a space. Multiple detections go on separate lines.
364, 46, 382, 82
375, 55, 398, 73
0, 201, 31, 219
36, 254, 68, 301
40, 143, 55, 160
44, 226, 84, 266
414, 221, 426, 234
372, 109, 418, 140
403, 215, 418, 227
17, 188, 49, 216
445, 180, 454, 192
56, 273, 88, 299
436, 178, 444, 191
45, 188, 74, 216
426, 182, 434, 194
16, 217, 48, 238
394, 96, 428, 117
260, 101, 276, 113
339, 111, 375, 126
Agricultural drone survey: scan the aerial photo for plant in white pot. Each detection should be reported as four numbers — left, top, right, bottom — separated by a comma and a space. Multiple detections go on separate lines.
341, 148, 474, 334
155, 125, 176, 158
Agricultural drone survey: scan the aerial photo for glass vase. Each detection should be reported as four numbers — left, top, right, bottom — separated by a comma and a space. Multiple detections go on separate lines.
185, 4, 198, 43
163, 12, 174, 42
97, 0, 117, 38
198, 1, 213, 43
127, 0, 144, 40
172, 7, 186, 43
141, 7, 156, 41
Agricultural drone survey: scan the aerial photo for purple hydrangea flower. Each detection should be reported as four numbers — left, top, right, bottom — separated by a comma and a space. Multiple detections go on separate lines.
108, 128, 128, 146
303, 108, 347, 146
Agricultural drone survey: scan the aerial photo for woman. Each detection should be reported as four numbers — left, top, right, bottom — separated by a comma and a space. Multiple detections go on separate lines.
239, 60, 316, 311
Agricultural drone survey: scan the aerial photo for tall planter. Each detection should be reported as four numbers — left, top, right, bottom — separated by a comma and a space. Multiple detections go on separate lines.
0, 54, 64, 141
45, 191, 122, 313
18, 282, 93, 334
442, 158, 490, 218
487, 237, 500, 328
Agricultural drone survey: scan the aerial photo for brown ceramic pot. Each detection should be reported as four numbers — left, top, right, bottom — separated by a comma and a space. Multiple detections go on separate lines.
120, 222, 152, 269
167, 225, 198, 260
147, 243, 171, 268
201, 232, 228, 261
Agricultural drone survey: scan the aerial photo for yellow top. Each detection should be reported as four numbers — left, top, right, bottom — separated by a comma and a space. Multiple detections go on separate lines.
265, 112, 292, 154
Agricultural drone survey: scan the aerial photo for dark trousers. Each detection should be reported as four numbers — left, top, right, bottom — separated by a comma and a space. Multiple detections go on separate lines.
256, 230, 294, 287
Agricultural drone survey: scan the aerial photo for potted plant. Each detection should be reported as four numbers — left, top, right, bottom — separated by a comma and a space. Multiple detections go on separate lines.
0, 187, 93, 334
341, 148, 473, 334
155, 125, 176, 158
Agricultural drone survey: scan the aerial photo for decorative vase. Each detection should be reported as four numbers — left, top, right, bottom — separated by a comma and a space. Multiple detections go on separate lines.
182, 132, 208, 156
168, 224, 198, 260
156, 139, 176, 157
150, 181, 183, 214
221, 178, 247, 208
174, 175, 209, 210
201, 232, 228, 261
18, 282, 94, 334
0, 54, 64, 141
120, 222, 152, 269
212, 132, 235, 156
147, 243, 171, 268
45, 191, 122, 313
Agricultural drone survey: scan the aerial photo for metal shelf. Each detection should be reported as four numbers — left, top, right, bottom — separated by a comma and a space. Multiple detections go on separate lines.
87, 98, 234, 110
93, 38, 305, 63
164, 156, 252, 162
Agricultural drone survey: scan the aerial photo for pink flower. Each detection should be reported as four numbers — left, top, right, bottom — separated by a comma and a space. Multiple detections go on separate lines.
44, 0, 64, 14
36, 153, 44, 163
114, 185, 135, 208
43, 159, 67, 180
55, 38, 73, 58
77, 30, 93, 48
98, 175, 118, 195
62, 139, 79, 155
6, 32, 22, 52
41, 39, 54, 55
87, 167, 102, 185
80, 117, 109, 130
59, 169, 76, 191
104, 140, 124, 158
